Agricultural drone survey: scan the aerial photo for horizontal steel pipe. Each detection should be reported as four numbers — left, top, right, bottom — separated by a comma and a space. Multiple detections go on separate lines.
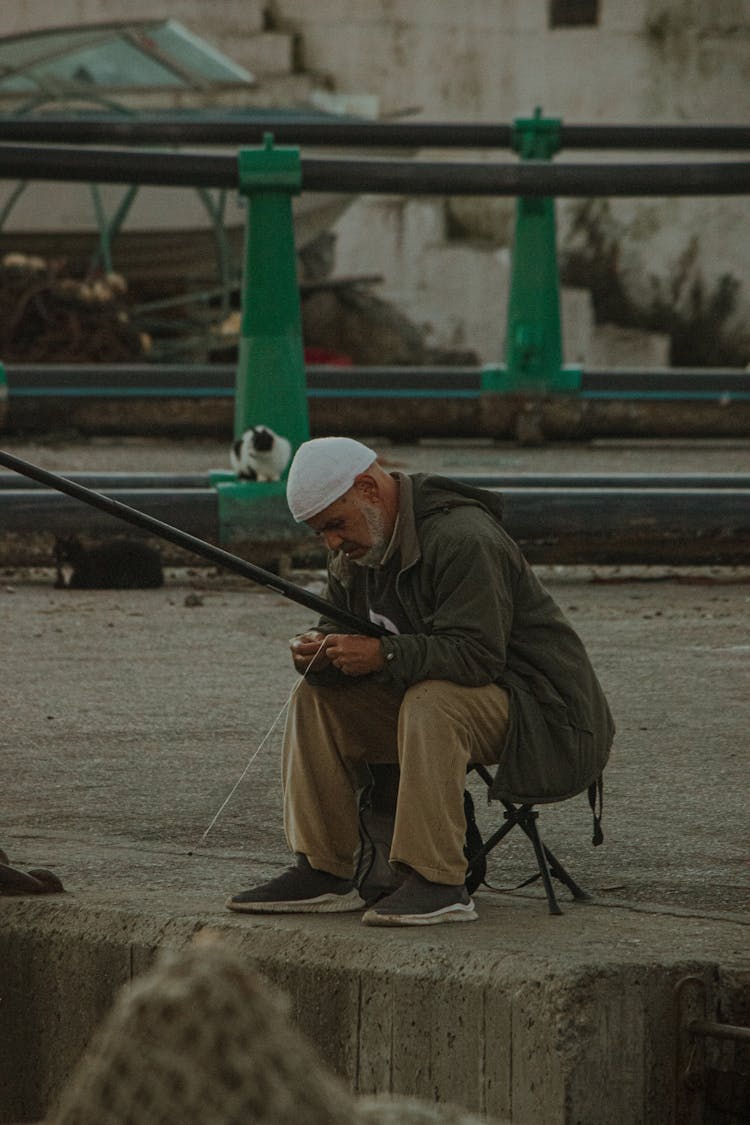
0, 472, 212, 490
301, 157, 750, 197
3, 364, 482, 396
2, 472, 750, 492
0, 144, 747, 196
688, 1019, 750, 1045
0, 488, 220, 539
0, 144, 237, 189
582, 369, 750, 395
502, 488, 750, 565
1, 486, 748, 566
1, 117, 749, 151
559, 124, 750, 150
455, 474, 750, 490
2, 364, 210, 390
5, 365, 750, 400
3, 363, 236, 391
0, 118, 515, 149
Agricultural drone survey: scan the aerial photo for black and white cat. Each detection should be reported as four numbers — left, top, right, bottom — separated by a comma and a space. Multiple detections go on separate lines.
230, 426, 291, 481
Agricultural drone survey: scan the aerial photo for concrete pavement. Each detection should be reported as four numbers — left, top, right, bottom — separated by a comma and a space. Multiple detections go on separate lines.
1, 435, 749, 1124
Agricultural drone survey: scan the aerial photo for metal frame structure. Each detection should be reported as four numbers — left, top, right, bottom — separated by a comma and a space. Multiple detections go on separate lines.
0, 116, 748, 550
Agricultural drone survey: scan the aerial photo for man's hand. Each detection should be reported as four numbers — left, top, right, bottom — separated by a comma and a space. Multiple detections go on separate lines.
322, 633, 385, 676
290, 632, 385, 677
289, 632, 332, 673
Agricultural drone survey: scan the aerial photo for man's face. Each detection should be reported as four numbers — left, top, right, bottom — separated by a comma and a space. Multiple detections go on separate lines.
308, 489, 389, 566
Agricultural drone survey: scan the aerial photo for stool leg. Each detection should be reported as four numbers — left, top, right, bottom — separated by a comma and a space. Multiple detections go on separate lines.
518, 810, 563, 915
542, 843, 592, 902
465, 815, 516, 879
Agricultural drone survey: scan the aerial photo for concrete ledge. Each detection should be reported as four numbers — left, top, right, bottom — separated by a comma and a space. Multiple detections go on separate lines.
0, 892, 746, 1124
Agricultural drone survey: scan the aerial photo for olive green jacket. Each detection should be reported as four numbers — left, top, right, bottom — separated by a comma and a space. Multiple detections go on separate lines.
313, 473, 614, 804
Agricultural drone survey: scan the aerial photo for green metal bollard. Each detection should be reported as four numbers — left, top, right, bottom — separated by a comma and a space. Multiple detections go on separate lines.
482, 108, 581, 395
211, 134, 311, 553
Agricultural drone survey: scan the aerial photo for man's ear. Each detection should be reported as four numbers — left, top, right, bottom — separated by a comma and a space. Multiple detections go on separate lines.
352, 472, 379, 504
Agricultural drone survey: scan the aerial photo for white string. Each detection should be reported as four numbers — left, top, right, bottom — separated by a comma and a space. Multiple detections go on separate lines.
198, 636, 328, 844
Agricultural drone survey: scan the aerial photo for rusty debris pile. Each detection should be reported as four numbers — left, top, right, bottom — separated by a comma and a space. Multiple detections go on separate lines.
0, 253, 148, 363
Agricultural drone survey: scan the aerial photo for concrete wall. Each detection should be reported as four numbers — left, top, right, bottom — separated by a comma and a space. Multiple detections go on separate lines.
1, 1, 748, 365
266, 0, 750, 122
1, 899, 746, 1125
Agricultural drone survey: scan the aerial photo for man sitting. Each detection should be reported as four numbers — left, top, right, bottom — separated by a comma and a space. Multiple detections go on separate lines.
227, 437, 614, 926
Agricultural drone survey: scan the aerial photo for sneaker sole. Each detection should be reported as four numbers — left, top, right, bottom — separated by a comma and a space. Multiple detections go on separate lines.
226, 889, 366, 914
361, 902, 478, 927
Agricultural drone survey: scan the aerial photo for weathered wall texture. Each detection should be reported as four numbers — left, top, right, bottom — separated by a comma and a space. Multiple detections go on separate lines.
268, 0, 750, 365
2, 1, 749, 364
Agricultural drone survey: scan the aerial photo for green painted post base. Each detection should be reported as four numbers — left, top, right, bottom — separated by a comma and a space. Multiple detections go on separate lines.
212, 477, 305, 554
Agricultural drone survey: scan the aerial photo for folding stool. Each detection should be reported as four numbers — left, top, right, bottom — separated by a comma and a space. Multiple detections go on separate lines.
465, 762, 602, 915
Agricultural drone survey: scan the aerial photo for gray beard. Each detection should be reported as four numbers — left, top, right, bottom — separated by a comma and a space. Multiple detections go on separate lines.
350, 506, 388, 567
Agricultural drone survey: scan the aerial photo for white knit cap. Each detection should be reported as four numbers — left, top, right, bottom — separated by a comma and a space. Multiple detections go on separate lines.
286, 437, 377, 522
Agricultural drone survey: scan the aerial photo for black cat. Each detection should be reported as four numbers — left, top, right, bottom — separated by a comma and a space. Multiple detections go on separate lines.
54, 536, 164, 589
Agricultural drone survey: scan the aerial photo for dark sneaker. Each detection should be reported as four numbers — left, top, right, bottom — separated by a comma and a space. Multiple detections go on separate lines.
226, 855, 366, 914
361, 871, 478, 927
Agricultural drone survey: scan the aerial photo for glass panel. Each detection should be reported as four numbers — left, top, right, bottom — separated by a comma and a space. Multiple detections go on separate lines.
0, 20, 252, 92
21, 39, 183, 89
0, 28, 113, 72
147, 22, 253, 84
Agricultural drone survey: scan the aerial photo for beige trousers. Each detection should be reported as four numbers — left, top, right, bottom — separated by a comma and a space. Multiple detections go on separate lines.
282, 677, 510, 885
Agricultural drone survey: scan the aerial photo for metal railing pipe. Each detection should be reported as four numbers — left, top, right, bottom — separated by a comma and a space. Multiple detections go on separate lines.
0, 144, 748, 196
5, 364, 750, 401
300, 157, 750, 196
1, 485, 748, 565
0, 117, 748, 151
2, 471, 748, 491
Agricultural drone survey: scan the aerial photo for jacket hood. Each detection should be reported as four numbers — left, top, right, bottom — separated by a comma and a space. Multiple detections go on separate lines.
327, 472, 505, 586
410, 473, 504, 525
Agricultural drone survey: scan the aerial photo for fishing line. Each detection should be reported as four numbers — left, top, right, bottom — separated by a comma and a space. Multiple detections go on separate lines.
198, 636, 328, 844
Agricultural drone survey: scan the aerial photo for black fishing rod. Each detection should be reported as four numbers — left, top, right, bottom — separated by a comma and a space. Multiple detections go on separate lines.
0, 449, 385, 638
